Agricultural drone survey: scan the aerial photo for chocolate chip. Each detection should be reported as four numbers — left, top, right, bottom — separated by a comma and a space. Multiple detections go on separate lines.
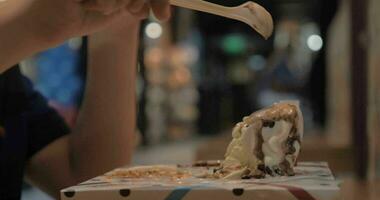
288, 127, 297, 137
257, 164, 266, 172
287, 134, 300, 147
287, 138, 294, 146
255, 132, 265, 160
213, 167, 222, 173
265, 166, 274, 176
263, 120, 275, 128
242, 175, 252, 179
274, 167, 285, 176
279, 160, 291, 174
286, 146, 296, 155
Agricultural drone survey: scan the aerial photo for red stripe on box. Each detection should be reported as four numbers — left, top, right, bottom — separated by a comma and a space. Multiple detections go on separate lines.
273, 184, 317, 200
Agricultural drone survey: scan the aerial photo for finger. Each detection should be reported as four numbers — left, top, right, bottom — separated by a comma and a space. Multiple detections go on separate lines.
81, 0, 114, 13
82, 0, 128, 14
103, 0, 132, 14
129, 3, 150, 20
150, 0, 171, 21
127, 0, 146, 14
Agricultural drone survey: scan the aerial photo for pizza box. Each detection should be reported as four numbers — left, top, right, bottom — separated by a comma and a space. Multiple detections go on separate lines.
61, 162, 340, 200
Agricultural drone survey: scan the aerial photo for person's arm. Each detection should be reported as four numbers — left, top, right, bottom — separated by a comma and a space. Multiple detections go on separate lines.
17, 0, 169, 197
25, 16, 139, 198
0, 0, 47, 72
0, 0, 170, 73
0, 0, 126, 73
70, 17, 139, 180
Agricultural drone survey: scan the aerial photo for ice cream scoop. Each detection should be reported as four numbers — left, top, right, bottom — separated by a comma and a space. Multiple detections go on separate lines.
216, 101, 304, 179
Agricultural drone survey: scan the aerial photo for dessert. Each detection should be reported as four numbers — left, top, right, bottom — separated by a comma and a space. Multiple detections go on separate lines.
105, 101, 303, 181
215, 101, 303, 179
62, 102, 340, 200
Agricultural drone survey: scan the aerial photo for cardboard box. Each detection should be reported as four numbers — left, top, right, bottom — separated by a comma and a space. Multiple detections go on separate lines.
61, 162, 340, 200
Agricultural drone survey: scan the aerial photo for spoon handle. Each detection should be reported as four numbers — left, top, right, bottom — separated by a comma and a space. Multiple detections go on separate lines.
170, 0, 232, 19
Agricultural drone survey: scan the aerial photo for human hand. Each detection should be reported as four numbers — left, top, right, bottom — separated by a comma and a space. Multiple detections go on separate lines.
81, 0, 171, 21
18, 0, 170, 47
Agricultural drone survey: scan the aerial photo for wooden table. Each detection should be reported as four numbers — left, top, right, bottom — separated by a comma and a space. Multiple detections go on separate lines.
339, 179, 380, 200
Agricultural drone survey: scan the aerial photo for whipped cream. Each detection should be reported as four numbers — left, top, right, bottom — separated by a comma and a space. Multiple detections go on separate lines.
262, 120, 292, 167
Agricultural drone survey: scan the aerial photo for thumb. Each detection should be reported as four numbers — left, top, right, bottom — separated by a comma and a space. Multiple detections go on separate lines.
150, 0, 171, 21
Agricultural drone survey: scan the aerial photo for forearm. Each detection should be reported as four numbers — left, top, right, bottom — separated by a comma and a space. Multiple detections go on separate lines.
24, 22, 140, 198
69, 20, 139, 180
0, 0, 49, 72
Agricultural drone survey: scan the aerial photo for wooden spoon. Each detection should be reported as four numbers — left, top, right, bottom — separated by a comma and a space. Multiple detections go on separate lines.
170, 0, 274, 39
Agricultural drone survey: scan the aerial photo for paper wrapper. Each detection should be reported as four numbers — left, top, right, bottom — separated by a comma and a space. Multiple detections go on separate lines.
61, 162, 340, 200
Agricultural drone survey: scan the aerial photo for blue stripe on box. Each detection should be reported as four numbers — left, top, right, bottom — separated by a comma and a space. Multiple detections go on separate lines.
165, 187, 192, 200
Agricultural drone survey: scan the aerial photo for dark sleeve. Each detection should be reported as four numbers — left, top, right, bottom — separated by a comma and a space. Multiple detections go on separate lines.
24, 85, 71, 159
3, 66, 71, 159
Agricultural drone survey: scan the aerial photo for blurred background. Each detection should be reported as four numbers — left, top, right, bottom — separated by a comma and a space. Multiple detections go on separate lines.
20, 0, 380, 199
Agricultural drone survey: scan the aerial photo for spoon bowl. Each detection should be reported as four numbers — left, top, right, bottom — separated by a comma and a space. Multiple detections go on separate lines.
229, 2, 274, 39
170, 0, 274, 39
